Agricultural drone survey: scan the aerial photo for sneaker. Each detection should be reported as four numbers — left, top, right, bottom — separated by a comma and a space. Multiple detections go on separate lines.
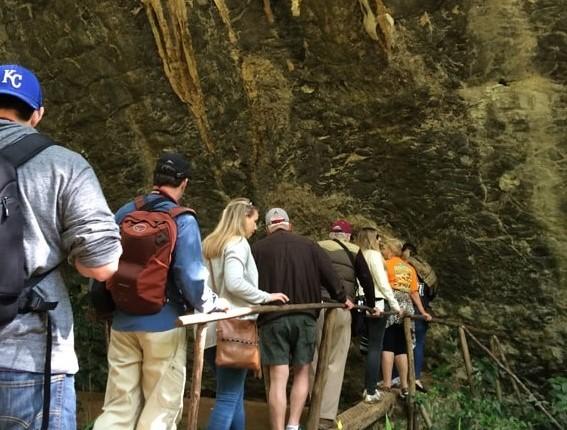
399, 388, 409, 399
415, 379, 428, 393
363, 389, 382, 403
391, 376, 400, 388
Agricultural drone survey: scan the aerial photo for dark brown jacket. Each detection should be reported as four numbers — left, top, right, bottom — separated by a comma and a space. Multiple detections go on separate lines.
252, 230, 346, 325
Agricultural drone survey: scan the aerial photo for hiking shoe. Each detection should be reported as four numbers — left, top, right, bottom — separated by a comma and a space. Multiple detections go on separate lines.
415, 379, 428, 393
363, 390, 382, 403
400, 388, 409, 399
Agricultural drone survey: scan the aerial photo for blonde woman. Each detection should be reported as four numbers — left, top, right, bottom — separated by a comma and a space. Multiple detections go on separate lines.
202, 198, 289, 430
380, 238, 432, 398
354, 228, 401, 403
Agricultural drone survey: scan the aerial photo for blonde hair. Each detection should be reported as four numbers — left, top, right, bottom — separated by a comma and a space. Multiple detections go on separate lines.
383, 238, 403, 257
202, 198, 257, 259
354, 228, 380, 251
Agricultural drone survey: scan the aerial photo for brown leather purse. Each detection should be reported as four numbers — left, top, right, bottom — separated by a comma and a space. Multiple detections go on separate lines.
208, 260, 261, 371
216, 318, 260, 371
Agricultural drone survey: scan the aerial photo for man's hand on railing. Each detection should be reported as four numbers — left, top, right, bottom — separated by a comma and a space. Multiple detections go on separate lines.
268, 292, 290, 304
344, 298, 354, 310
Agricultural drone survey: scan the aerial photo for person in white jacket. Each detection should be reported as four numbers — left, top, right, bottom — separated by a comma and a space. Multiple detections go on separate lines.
354, 227, 401, 403
202, 198, 288, 430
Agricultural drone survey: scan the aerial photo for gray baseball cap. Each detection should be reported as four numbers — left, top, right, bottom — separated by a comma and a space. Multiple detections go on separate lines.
265, 207, 290, 229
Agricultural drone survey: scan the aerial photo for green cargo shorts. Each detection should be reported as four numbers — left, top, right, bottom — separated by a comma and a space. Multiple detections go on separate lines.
259, 313, 317, 366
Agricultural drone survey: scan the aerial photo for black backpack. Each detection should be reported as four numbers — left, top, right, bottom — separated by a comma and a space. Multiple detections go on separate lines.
0, 132, 59, 430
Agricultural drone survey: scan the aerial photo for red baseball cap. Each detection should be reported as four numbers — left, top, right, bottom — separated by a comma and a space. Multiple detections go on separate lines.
331, 219, 352, 234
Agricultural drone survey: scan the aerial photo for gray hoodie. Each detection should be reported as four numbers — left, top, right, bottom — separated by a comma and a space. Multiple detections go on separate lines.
0, 119, 122, 374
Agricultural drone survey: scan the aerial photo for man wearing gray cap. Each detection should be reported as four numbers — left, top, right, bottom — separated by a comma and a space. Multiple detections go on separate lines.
0, 64, 122, 429
252, 208, 353, 430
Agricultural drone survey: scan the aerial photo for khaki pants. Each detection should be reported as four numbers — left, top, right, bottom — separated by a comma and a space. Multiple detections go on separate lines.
310, 308, 352, 421
94, 327, 187, 430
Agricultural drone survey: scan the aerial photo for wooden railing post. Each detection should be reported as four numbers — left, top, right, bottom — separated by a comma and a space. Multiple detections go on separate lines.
493, 336, 521, 401
458, 326, 475, 391
187, 323, 207, 430
306, 308, 337, 430
490, 336, 503, 402
419, 404, 432, 429
404, 317, 416, 430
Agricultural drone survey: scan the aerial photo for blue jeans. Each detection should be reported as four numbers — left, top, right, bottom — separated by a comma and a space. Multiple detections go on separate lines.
207, 364, 247, 430
0, 371, 76, 430
414, 318, 429, 379
365, 316, 387, 394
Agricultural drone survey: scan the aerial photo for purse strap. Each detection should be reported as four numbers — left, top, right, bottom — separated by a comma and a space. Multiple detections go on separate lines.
332, 239, 361, 297
333, 239, 356, 267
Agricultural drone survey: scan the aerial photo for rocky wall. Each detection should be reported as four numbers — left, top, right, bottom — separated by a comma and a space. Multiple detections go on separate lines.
1, 0, 565, 378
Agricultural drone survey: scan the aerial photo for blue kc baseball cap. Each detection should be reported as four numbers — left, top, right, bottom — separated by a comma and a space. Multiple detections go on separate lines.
0, 64, 43, 110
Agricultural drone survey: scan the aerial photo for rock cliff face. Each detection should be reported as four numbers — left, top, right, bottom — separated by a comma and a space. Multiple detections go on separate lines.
1, 0, 565, 377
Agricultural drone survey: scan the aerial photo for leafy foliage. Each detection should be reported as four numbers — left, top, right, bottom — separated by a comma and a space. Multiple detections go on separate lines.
380, 359, 565, 430
549, 376, 567, 426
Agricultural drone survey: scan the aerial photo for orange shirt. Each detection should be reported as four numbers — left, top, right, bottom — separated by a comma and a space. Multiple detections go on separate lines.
385, 256, 418, 294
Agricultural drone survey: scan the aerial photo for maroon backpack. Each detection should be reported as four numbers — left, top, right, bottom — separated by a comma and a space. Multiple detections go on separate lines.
107, 195, 195, 315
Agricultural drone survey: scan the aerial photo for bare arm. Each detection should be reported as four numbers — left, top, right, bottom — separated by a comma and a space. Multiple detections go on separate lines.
410, 291, 432, 320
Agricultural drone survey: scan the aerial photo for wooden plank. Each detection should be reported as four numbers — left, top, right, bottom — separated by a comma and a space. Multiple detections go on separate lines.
78, 392, 276, 430
306, 308, 337, 430
336, 392, 397, 429
187, 324, 207, 430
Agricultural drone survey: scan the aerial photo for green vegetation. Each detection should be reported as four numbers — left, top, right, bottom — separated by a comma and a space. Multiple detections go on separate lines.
382, 361, 566, 430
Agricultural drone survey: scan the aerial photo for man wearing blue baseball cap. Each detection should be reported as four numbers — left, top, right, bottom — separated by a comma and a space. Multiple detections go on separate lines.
0, 64, 122, 429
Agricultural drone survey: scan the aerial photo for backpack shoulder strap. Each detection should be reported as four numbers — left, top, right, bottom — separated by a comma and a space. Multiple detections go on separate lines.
169, 207, 196, 219
0, 133, 55, 168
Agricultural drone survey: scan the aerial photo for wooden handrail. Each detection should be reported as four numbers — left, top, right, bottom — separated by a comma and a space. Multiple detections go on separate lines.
177, 302, 439, 327
177, 303, 412, 327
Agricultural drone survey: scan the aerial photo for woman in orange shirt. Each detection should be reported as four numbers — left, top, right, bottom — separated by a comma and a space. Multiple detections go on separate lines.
380, 238, 432, 398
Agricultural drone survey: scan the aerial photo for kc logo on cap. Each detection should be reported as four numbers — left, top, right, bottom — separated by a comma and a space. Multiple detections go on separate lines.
0, 64, 43, 110
1, 69, 23, 88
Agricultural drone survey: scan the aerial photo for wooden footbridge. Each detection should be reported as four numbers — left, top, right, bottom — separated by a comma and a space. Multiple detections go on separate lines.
175, 303, 563, 430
